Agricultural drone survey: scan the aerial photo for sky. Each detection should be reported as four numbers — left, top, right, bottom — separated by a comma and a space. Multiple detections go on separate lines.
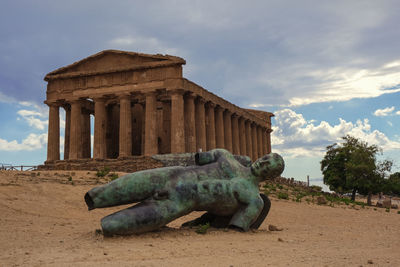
1, 0, 399, 188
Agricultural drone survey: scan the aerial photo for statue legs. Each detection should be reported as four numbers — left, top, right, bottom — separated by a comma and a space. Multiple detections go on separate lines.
85, 170, 171, 210
101, 199, 191, 236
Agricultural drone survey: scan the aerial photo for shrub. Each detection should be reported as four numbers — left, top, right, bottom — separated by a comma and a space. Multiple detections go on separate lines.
397, 211, 400, 214
96, 167, 110, 177
295, 193, 306, 202
278, 192, 289, 200
385, 208, 390, 213
109, 173, 119, 181
195, 223, 210, 234
310, 185, 322, 192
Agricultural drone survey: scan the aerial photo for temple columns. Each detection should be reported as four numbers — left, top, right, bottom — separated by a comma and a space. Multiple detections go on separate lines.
170, 90, 185, 153
46, 103, 60, 161
81, 108, 91, 158
245, 120, 252, 158
251, 123, 258, 160
224, 110, 233, 152
266, 129, 272, 153
206, 102, 216, 151
144, 91, 158, 156
69, 100, 82, 159
93, 98, 107, 159
239, 117, 246, 156
261, 127, 267, 155
215, 106, 225, 149
184, 94, 196, 152
195, 97, 207, 151
231, 114, 240, 155
257, 126, 263, 157
63, 105, 71, 160
118, 95, 132, 158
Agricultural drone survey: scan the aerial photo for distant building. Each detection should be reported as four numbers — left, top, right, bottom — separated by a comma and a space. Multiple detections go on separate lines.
43, 50, 273, 169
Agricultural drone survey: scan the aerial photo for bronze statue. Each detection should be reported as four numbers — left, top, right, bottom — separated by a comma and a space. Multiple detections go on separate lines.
85, 149, 284, 236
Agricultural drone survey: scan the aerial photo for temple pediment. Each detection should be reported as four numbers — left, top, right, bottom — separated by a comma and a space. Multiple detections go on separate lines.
44, 50, 185, 81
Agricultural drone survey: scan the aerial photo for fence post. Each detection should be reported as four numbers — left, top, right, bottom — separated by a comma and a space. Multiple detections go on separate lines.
307, 175, 310, 187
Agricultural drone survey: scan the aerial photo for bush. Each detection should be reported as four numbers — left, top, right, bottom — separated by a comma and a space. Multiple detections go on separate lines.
195, 223, 210, 234
108, 173, 119, 181
278, 192, 289, 200
310, 185, 322, 192
96, 167, 110, 177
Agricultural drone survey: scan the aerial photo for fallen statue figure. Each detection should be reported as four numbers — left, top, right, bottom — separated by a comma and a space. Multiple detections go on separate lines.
85, 149, 284, 236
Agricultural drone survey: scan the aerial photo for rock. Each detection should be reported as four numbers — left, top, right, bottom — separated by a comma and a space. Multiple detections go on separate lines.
317, 196, 327, 205
268, 224, 283, 231
376, 198, 391, 208
367, 259, 373, 264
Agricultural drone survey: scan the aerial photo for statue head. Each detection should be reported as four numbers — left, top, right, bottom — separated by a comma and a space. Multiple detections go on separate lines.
251, 153, 284, 181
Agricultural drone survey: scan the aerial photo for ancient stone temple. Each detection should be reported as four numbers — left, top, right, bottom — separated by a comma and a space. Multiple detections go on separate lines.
43, 50, 273, 170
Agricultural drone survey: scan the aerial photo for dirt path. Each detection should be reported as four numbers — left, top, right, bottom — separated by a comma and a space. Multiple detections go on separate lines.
0, 171, 399, 266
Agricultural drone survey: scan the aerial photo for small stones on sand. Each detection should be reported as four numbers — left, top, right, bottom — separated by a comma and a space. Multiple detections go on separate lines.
317, 196, 327, 205
268, 224, 283, 231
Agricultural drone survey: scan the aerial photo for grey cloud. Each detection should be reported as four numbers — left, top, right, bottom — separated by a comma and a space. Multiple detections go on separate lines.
0, 0, 399, 107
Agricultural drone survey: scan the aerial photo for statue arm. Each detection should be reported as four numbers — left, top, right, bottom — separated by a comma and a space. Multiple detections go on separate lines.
229, 182, 264, 231
195, 148, 232, 165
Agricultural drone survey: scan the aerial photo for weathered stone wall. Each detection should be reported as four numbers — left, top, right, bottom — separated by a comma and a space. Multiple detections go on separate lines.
38, 152, 253, 172
38, 156, 164, 173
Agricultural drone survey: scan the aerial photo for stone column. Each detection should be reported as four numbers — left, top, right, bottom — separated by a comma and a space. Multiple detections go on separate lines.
267, 129, 272, 153
231, 114, 240, 155
81, 108, 91, 158
170, 89, 185, 153
195, 97, 207, 151
215, 105, 225, 149
63, 104, 71, 160
239, 117, 246, 156
46, 102, 60, 161
93, 98, 107, 159
69, 100, 82, 160
257, 126, 263, 157
184, 94, 196, 152
261, 127, 267, 155
118, 95, 132, 158
144, 91, 158, 156
205, 102, 216, 151
161, 101, 171, 154
252, 123, 258, 161
132, 103, 143, 155
223, 110, 233, 152
245, 120, 252, 158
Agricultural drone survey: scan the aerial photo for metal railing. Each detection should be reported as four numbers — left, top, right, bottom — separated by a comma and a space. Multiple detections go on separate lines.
0, 163, 38, 171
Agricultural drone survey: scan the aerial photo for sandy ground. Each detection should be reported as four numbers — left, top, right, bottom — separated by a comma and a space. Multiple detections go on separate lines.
0, 170, 399, 267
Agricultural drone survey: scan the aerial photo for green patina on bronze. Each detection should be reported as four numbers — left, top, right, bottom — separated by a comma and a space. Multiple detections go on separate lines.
85, 149, 284, 236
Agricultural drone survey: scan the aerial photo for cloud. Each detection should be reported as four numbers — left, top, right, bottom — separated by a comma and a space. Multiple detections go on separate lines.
272, 109, 400, 158
0, 133, 47, 151
108, 35, 180, 55
1, 1, 399, 107
16, 104, 49, 131
373, 106, 395, 117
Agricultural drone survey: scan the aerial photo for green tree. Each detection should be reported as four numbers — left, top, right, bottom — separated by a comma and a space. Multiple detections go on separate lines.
321, 135, 392, 205
385, 172, 400, 195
